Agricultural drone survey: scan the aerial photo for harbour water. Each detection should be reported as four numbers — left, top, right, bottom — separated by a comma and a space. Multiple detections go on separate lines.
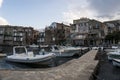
94, 49, 120, 80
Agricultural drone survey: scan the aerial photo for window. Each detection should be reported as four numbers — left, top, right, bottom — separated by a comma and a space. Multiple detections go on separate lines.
39, 39, 41, 42
14, 37, 16, 41
95, 24, 99, 29
42, 38, 44, 42
0, 30, 3, 34
20, 38, 23, 41
14, 33, 17, 36
28, 33, 31, 36
13, 29, 17, 32
0, 36, 3, 39
20, 33, 23, 36
52, 37, 55, 41
43, 33, 45, 36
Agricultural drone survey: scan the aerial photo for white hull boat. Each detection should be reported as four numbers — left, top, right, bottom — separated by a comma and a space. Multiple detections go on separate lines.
112, 59, 120, 67
50, 46, 81, 57
107, 49, 120, 60
6, 46, 56, 64
105, 46, 119, 52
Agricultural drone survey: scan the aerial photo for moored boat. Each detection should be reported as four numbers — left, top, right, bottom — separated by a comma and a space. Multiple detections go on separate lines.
107, 49, 120, 60
5, 46, 56, 64
112, 59, 120, 67
50, 45, 82, 57
40, 45, 82, 57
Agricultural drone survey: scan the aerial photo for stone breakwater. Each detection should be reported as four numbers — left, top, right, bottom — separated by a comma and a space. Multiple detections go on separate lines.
0, 50, 98, 80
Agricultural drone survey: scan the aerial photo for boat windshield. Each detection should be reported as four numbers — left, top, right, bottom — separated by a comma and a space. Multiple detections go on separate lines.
40, 47, 51, 52
15, 47, 26, 54
54, 46, 59, 50
27, 47, 40, 54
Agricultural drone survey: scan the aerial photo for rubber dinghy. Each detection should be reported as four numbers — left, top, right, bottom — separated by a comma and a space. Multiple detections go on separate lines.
5, 46, 56, 64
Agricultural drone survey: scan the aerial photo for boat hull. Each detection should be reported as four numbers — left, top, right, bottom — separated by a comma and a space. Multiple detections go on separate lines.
112, 59, 120, 67
107, 54, 120, 60
6, 55, 55, 65
53, 51, 81, 57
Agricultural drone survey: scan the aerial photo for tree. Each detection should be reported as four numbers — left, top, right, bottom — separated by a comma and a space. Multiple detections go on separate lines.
105, 31, 120, 44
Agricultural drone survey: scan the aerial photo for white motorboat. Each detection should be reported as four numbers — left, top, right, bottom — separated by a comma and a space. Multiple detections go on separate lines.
62, 46, 82, 56
40, 45, 82, 57
28, 44, 39, 48
112, 59, 120, 67
6, 46, 56, 64
105, 46, 118, 52
50, 45, 82, 57
107, 49, 120, 60
92, 47, 99, 50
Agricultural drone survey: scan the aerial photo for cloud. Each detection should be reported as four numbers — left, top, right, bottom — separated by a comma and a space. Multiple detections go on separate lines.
62, 0, 120, 23
0, 17, 8, 25
0, 0, 8, 25
62, 0, 97, 23
0, 0, 3, 7
88, 0, 120, 20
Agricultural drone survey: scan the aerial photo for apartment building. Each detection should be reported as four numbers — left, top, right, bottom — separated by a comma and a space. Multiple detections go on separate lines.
45, 27, 54, 45
0, 26, 5, 45
71, 18, 106, 46
13, 27, 26, 45
32, 30, 39, 44
45, 22, 70, 45
104, 20, 120, 33
0, 25, 34, 46
4, 26, 14, 45
24, 27, 34, 45
37, 29, 45, 45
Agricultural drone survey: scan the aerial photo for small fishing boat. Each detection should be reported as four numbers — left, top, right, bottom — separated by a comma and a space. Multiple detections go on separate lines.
5, 46, 56, 64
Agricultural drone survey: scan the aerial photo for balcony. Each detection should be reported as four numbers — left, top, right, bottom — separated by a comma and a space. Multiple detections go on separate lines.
4, 37, 13, 41
4, 32, 13, 36
87, 36, 100, 39
14, 37, 23, 42
0, 31, 4, 35
14, 33, 23, 37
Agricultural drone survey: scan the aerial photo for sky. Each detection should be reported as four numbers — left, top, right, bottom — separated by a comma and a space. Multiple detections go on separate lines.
0, 0, 120, 29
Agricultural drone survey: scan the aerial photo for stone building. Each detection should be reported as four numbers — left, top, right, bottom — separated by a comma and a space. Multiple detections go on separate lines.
45, 22, 70, 45
0, 26, 6, 45
104, 20, 120, 33
33, 30, 40, 44
37, 29, 45, 45
45, 27, 54, 45
24, 27, 34, 45
0, 25, 34, 46
13, 27, 26, 45
71, 18, 106, 46
103, 20, 120, 44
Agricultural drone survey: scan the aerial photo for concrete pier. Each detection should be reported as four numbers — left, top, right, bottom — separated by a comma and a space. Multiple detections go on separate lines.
0, 50, 98, 80
0, 53, 6, 57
